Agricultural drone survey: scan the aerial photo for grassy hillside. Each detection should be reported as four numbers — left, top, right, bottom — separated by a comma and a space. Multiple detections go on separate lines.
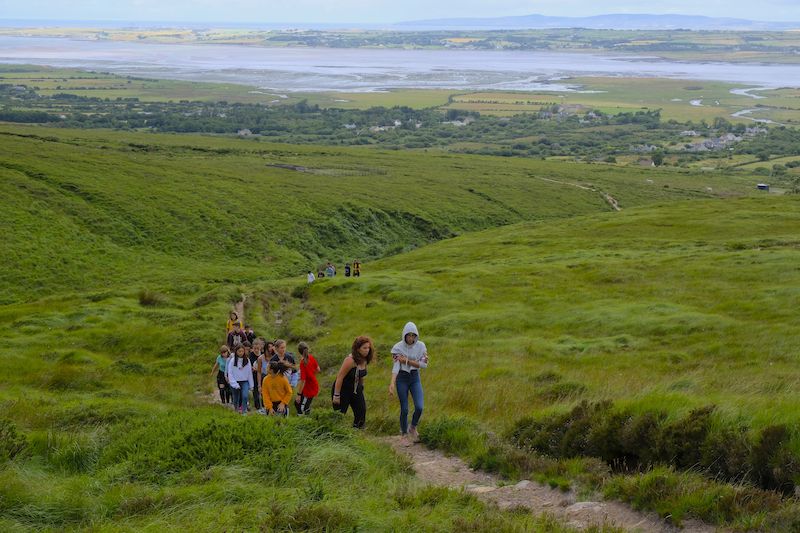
1, 124, 796, 530
0, 124, 755, 304
293, 196, 800, 528
305, 196, 800, 431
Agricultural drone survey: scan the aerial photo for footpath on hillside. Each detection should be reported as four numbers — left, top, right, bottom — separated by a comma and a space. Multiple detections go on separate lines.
221, 296, 717, 531
382, 436, 719, 533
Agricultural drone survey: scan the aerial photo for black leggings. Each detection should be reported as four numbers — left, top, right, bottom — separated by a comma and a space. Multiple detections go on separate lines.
333, 384, 366, 428
251, 372, 262, 410
295, 394, 315, 415
216, 371, 231, 404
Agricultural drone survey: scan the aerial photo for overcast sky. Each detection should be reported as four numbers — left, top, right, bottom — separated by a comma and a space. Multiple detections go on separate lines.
2, 0, 799, 24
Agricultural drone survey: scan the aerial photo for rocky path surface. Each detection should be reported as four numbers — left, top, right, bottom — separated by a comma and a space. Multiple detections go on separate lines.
383, 436, 719, 533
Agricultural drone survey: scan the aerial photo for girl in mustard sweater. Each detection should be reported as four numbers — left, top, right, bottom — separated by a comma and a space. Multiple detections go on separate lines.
262, 361, 292, 417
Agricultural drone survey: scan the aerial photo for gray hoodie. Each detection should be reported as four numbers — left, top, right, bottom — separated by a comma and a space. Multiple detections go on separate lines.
391, 322, 428, 374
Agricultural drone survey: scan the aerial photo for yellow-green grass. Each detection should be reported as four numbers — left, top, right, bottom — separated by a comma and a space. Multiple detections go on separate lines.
445, 77, 789, 122
736, 155, 800, 167
303, 197, 800, 443
298, 89, 458, 110
0, 289, 575, 532
1, 122, 799, 528
0, 65, 284, 104
2, 123, 759, 304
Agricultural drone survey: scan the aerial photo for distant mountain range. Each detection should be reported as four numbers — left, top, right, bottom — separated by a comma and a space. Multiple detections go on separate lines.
396, 13, 800, 31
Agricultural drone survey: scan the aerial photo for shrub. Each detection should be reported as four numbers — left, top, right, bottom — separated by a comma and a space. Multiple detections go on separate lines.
421, 416, 483, 455
509, 402, 798, 493
285, 503, 357, 532
0, 419, 28, 461
656, 406, 715, 470
138, 289, 167, 307
535, 381, 587, 403
751, 425, 800, 494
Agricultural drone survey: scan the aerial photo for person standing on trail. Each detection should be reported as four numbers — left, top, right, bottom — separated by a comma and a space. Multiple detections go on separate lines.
248, 340, 264, 413
257, 340, 275, 388
270, 339, 298, 387
245, 324, 257, 344
262, 360, 292, 417
389, 322, 428, 445
294, 341, 320, 415
332, 336, 374, 429
226, 322, 246, 350
227, 344, 253, 415
307, 271, 315, 284
210, 345, 232, 406
226, 311, 241, 333
353, 259, 361, 277
344, 263, 351, 277
325, 262, 335, 278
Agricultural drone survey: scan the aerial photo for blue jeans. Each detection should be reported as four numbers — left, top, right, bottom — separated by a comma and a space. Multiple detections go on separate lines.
396, 370, 423, 434
234, 381, 250, 413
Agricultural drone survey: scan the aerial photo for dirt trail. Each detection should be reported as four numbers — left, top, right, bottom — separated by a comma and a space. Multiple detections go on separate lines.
383, 436, 719, 533
233, 294, 246, 324
537, 176, 621, 212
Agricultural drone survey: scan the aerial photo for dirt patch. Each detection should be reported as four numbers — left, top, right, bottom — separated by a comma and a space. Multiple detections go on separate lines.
382, 436, 719, 532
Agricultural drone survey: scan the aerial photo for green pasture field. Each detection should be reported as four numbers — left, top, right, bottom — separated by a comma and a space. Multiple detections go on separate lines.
2, 124, 800, 529
11, 65, 800, 127
734, 155, 800, 173
444, 77, 792, 122
299, 89, 458, 110
0, 65, 283, 104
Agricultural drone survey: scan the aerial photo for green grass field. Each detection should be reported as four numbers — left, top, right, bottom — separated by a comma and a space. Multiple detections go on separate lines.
445, 77, 800, 123
9, 65, 800, 125
2, 124, 800, 530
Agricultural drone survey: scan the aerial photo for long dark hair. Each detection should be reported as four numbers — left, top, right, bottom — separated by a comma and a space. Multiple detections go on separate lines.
351, 336, 374, 365
234, 346, 247, 368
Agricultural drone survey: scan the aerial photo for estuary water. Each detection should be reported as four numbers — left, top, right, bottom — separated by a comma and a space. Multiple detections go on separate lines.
1, 36, 798, 92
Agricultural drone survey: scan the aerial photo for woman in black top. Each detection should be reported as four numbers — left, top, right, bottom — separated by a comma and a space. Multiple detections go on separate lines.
332, 335, 373, 429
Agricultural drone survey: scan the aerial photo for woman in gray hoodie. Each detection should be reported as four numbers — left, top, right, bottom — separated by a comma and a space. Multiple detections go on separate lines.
388, 322, 428, 444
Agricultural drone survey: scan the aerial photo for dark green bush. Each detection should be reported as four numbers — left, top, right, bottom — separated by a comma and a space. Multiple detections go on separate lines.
751, 425, 800, 494
138, 289, 167, 306
0, 419, 28, 461
509, 402, 798, 493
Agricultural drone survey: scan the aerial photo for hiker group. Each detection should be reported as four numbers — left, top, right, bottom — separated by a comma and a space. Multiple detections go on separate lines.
212, 311, 428, 444
307, 259, 362, 283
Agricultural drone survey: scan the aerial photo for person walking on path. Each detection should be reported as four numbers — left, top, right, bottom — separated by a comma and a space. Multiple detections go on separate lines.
294, 341, 320, 415
248, 340, 264, 413
227, 344, 253, 415
226, 322, 247, 350
270, 339, 298, 387
307, 271, 316, 284
262, 360, 292, 417
353, 259, 361, 277
226, 311, 241, 334
332, 336, 374, 428
257, 340, 275, 388
211, 345, 232, 406
389, 322, 428, 445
